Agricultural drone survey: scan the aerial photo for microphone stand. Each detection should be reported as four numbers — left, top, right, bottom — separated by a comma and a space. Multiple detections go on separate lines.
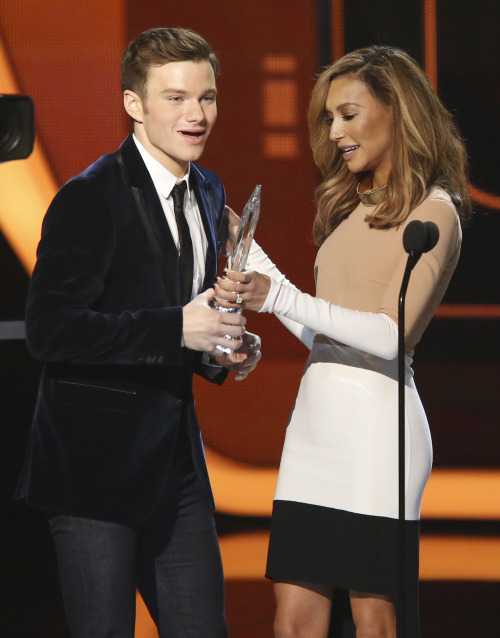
396, 219, 438, 636
397, 250, 420, 638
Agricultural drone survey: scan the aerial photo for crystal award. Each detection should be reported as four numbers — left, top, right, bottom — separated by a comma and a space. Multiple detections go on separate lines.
214, 184, 261, 353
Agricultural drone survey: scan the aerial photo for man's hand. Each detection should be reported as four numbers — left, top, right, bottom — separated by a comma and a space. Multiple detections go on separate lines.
215, 331, 262, 381
182, 289, 246, 356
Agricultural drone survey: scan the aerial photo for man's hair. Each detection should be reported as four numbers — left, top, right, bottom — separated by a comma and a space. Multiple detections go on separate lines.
308, 46, 472, 245
121, 27, 220, 101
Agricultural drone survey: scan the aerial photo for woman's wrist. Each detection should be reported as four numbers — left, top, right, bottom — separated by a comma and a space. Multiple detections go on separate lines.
259, 277, 281, 313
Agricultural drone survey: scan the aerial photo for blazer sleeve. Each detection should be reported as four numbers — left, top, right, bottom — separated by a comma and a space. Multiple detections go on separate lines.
25, 176, 185, 367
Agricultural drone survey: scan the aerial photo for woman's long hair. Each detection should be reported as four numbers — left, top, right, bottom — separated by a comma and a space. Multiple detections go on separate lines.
308, 46, 472, 246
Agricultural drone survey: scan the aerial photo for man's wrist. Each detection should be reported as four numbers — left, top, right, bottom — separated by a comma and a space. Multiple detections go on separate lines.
202, 351, 222, 367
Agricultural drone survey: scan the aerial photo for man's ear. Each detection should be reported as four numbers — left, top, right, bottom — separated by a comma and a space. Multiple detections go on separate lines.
123, 90, 144, 123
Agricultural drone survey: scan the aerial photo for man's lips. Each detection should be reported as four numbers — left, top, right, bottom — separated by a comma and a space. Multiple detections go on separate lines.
179, 129, 206, 144
339, 144, 359, 161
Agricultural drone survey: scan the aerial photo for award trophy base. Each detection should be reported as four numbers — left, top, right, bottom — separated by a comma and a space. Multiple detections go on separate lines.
212, 303, 242, 354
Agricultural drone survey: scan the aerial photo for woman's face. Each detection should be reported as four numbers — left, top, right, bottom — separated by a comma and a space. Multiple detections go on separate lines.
325, 76, 392, 188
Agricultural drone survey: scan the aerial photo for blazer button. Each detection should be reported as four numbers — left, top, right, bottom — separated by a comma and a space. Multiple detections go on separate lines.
174, 399, 182, 408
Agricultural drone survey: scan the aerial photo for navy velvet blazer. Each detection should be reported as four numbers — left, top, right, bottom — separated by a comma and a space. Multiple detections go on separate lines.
16, 134, 228, 525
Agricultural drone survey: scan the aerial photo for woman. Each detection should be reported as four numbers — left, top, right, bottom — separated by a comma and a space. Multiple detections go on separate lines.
216, 46, 471, 637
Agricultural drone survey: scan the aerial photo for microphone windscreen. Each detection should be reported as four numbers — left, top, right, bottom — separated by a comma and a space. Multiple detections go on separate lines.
403, 220, 428, 254
423, 221, 439, 252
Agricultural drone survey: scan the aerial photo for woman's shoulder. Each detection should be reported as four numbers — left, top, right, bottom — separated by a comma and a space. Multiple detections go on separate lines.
409, 187, 462, 249
413, 187, 460, 224
427, 186, 454, 206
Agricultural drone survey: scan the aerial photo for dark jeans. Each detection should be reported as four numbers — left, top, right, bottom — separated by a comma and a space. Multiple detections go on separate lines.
47, 431, 228, 638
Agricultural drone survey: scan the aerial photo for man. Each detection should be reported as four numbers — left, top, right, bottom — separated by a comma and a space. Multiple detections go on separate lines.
16, 27, 260, 637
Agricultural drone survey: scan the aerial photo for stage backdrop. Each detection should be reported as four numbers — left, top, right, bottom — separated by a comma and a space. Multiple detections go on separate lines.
0, 1, 499, 636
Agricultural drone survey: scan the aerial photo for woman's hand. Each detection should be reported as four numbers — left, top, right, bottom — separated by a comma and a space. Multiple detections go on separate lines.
214, 270, 271, 312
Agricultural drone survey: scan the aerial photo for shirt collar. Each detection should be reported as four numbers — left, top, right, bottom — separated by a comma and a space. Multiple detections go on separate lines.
132, 134, 191, 199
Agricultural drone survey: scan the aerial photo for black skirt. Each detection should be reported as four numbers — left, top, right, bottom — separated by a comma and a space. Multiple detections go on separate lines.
266, 500, 421, 638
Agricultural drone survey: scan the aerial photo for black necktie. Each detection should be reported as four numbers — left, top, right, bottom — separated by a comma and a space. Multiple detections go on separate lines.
171, 181, 194, 305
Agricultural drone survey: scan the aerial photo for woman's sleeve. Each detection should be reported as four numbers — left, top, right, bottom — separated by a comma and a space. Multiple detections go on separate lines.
377, 198, 461, 342
256, 197, 461, 360
261, 279, 399, 359
246, 242, 315, 349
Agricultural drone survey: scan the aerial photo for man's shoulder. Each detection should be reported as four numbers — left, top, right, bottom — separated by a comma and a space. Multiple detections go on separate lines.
50, 147, 125, 212
66, 134, 139, 188
73, 149, 120, 184
58, 148, 126, 204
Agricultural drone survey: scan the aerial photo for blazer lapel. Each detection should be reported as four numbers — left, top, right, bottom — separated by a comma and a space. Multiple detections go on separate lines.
190, 164, 219, 291
118, 135, 181, 304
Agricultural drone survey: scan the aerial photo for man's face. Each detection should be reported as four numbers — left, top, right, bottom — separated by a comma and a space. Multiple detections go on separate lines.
124, 60, 217, 177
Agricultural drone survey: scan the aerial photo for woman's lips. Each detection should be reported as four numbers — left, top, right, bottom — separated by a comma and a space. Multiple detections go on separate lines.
340, 145, 359, 161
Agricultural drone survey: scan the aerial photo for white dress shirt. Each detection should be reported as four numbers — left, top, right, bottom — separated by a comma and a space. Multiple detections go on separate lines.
133, 135, 207, 301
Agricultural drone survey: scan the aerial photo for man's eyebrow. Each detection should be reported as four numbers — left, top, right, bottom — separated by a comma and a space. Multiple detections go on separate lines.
159, 88, 189, 95
159, 88, 218, 96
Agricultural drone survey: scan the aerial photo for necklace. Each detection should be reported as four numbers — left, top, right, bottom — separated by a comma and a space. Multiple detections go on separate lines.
356, 182, 387, 206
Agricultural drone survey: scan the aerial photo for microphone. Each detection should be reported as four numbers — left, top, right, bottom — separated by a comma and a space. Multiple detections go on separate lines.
403, 220, 439, 269
424, 221, 439, 252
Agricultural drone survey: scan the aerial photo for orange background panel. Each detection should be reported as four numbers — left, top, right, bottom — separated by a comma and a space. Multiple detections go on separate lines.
262, 54, 298, 73
263, 132, 299, 158
0, 0, 127, 185
263, 80, 298, 126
